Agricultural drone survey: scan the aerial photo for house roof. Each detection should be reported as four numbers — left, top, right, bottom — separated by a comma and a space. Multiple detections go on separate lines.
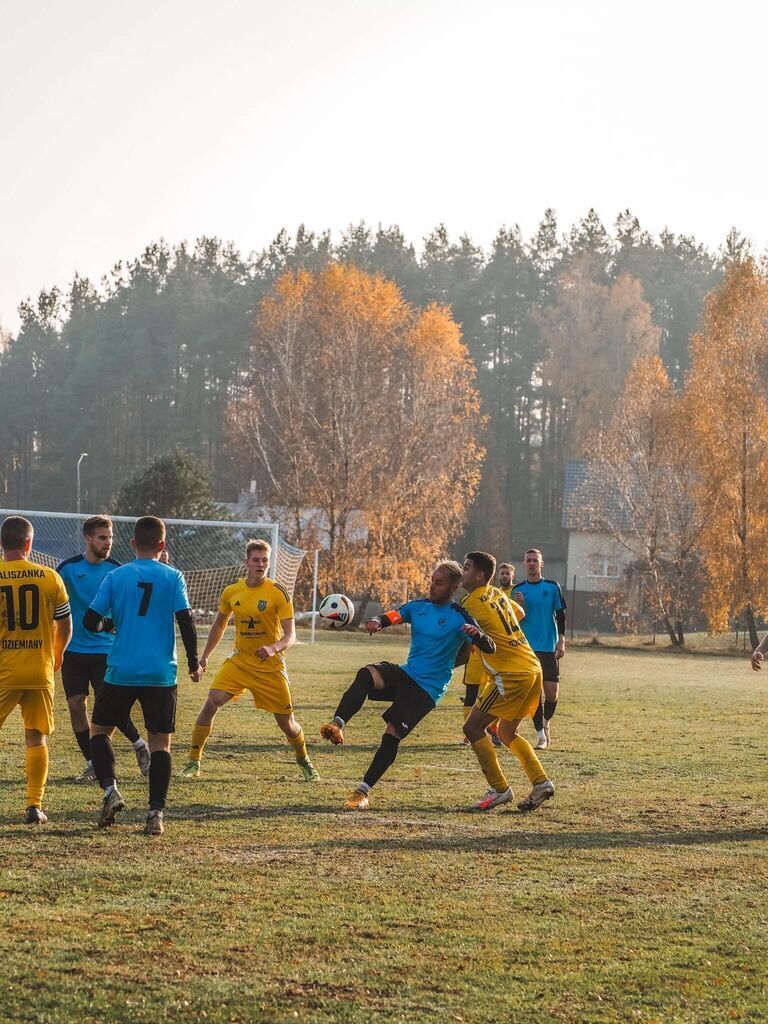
562, 459, 629, 531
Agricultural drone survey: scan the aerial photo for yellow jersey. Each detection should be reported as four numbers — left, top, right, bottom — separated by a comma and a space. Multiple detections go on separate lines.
461, 584, 540, 676
218, 577, 294, 671
0, 559, 70, 689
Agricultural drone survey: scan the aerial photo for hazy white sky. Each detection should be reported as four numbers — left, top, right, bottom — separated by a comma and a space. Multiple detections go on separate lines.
1, 0, 766, 333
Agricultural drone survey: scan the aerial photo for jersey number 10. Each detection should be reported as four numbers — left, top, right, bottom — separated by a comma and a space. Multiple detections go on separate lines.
0, 584, 41, 631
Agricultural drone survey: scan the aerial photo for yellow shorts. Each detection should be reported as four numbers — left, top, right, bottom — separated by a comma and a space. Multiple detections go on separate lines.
0, 688, 55, 735
475, 669, 542, 723
211, 658, 293, 715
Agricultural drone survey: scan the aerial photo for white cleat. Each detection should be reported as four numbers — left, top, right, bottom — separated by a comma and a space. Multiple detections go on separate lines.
517, 779, 555, 812
75, 763, 98, 783
534, 729, 548, 750
135, 742, 151, 777
471, 787, 513, 811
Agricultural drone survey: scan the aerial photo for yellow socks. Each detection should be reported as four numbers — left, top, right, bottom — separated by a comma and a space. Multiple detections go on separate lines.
508, 735, 548, 785
471, 735, 509, 793
288, 729, 309, 763
188, 723, 212, 763
26, 744, 49, 808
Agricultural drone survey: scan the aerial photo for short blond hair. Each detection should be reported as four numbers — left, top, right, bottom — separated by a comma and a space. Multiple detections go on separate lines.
499, 562, 514, 571
246, 538, 271, 558
434, 559, 463, 583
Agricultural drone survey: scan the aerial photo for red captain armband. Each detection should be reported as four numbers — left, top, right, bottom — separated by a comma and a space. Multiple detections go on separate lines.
380, 610, 404, 627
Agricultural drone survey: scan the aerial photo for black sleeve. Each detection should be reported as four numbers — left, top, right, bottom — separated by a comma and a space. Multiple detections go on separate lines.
471, 632, 496, 655
175, 609, 199, 673
83, 608, 106, 633
555, 609, 566, 636
454, 639, 471, 667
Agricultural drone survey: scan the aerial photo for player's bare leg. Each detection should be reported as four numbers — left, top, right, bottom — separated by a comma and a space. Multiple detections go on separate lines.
274, 710, 319, 781
181, 689, 234, 777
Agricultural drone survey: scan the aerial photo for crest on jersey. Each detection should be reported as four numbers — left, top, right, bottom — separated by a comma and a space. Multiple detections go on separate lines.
258, 600, 268, 611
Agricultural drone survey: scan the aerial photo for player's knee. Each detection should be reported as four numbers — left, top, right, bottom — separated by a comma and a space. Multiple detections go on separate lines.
498, 721, 518, 744
24, 729, 46, 748
381, 728, 402, 749
363, 665, 384, 691
67, 693, 86, 712
463, 718, 483, 742
276, 713, 299, 737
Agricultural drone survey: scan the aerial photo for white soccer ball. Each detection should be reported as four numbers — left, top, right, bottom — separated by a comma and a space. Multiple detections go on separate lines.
318, 593, 355, 629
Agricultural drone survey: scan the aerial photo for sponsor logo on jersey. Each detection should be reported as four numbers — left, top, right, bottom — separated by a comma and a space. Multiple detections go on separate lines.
258, 600, 268, 611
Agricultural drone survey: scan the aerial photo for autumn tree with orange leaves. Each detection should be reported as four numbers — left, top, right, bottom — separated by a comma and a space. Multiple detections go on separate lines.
228, 264, 484, 599
587, 355, 701, 645
685, 259, 768, 648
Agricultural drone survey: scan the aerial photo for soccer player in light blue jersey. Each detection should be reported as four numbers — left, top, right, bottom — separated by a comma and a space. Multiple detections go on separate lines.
320, 560, 495, 810
84, 516, 199, 836
513, 548, 567, 750
57, 515, 149, 782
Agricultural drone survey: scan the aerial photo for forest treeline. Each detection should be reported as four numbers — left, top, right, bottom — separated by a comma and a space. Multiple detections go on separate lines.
0, 209, 747, 557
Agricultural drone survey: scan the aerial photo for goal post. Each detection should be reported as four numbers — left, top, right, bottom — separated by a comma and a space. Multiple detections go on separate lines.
0, 509, 308, 618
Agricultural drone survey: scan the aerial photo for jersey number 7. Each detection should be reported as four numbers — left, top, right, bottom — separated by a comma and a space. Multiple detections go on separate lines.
137, 582, 153, 616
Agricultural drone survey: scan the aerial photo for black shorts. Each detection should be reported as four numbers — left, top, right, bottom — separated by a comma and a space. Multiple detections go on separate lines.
368, 662, 436, 737
61, 651, 108, 699
534, 651, 560, 683
92, 682, 177, 734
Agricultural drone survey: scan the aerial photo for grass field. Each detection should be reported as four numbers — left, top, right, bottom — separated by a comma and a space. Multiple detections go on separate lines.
1, 633, 767, 1024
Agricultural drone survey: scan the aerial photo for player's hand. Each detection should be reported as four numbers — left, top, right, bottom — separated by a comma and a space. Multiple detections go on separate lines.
54, 654, 63, 673
751, 649, 764, 671
365, 619, 382, 634
190, 665, 204, 682
462, 623, 481, 639
555, 639, 565, 660
256, 643, 276, 660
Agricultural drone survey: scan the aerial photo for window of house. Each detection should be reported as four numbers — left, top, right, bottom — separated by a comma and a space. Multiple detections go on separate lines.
586, 558, 620, 579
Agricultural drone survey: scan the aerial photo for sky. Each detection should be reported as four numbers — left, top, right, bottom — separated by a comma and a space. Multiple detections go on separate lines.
1, 0, 767, 333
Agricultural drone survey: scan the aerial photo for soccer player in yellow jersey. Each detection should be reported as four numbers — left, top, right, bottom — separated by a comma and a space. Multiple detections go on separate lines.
0, 515, 72, 823
460, 550, 555, 813
460, 561, 521, 746
181, 539, 319, 781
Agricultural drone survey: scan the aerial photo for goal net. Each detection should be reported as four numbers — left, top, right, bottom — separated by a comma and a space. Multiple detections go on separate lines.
0, 510, 308, 619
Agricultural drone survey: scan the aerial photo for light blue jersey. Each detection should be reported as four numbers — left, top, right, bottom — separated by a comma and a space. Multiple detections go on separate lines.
512, 578, 566, 653
89, 559, 191, 686
57, 555, 121, 655
397, 600, 479, 703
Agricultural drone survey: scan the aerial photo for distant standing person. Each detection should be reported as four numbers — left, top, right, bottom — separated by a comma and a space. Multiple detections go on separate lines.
0, 515, 72, 823
57, 515, 150, 782
497, 562, 516, 599
513, 548, 566, 750
84, 516, 199, 836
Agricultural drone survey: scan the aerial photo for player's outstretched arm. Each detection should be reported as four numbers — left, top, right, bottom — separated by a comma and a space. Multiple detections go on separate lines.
461, 622, 495, 654
365, 610, 403, 634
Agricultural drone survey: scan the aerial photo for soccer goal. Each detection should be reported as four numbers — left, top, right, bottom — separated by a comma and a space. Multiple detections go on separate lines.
0, 509, 309, 619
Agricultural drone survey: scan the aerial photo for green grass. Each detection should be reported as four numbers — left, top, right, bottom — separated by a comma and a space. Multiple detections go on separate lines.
1, 633, 768, 1023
